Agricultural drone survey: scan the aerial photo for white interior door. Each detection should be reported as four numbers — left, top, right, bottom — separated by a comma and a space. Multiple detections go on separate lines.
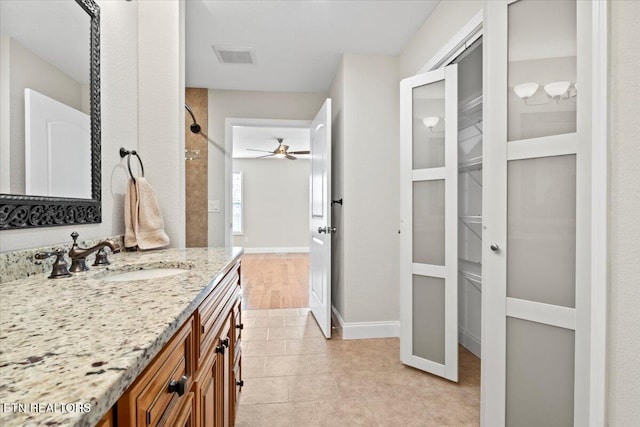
309, 99, 332, 338
482, 1, 591, 425
400, 66, 458, 381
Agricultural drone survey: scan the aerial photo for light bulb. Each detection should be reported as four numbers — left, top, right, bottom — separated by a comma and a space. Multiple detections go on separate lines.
513, 82, 539, 99
544, 81, 571, 98
422, 117, 440, 128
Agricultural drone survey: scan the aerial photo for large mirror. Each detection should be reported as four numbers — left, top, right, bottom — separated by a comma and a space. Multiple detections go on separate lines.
0, 0, 101, 230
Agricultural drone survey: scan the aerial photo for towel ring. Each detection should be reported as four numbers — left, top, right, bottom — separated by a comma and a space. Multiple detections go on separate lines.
119, 147, 145, 183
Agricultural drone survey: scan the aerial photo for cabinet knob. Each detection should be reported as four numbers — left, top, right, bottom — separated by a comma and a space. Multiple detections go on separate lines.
236, 323, 244, 330
168, 375, 187, 397
215, 345, 225, 355
490, 243, 500, 252
236, 380, 244, 387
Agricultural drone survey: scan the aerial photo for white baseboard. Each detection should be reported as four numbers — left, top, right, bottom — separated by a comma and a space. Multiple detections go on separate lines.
242, 247, 309, 254
331, 305, 400, 340
459, 328, 481, 358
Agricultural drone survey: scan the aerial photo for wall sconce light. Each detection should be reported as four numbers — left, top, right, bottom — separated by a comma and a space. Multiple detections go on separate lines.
514, 81, 576, 105
513, 82, 539, 100
543, 81, 572, 101
422, 116, 440, 128
422, 116, 441, 132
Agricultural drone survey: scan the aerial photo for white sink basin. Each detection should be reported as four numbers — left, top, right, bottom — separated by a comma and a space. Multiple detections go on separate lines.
103, 268, 189, 282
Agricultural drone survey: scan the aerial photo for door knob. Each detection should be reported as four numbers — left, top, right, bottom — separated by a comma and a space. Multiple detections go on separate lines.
490, 243, 500, 252
318, 226, 337, 234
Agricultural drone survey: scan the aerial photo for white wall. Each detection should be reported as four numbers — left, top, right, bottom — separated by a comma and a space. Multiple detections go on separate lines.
137, 0, 185, 249
232, 158, 309, 251
330, 54, 400, 330
207, 90, 327, 247
608, 1, 640, 424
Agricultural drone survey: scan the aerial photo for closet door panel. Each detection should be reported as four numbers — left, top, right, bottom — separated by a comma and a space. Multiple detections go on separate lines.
507, 0, 577, 142
412, 80, 446, 169
506, 317, 575, 427
412, 180, 446, 266
412, 275, 446, 364
506, 155, 577, 308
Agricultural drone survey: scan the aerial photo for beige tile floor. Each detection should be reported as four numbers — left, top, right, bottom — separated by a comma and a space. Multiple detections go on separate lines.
236, 308, 480, 427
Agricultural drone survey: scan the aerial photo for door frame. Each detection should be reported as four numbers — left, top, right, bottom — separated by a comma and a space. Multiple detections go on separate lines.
223, 118, 311, 248
416, 3, 608, 425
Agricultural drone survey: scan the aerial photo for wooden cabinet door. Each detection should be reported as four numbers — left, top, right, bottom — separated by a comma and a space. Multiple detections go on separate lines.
196, 345, 220, 427
168, 392, 195, 427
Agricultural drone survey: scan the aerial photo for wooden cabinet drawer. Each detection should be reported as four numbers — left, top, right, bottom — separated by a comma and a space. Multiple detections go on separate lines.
198, 266, 239, 363
118, 318, 194, 427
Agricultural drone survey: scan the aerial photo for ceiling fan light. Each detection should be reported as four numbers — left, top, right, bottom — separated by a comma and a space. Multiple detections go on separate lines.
422, 116, 440, 128
513, 82, 539, 99
544, 81, 571, 98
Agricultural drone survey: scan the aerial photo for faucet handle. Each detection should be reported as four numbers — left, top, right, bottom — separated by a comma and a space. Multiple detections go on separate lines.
71, 231, 79, 245
35, 249, 72, 279
93, 248, 110, 266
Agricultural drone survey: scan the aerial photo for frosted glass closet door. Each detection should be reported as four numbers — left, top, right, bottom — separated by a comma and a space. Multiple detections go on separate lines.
483, 0, 590, 426
400, 66, 458, 382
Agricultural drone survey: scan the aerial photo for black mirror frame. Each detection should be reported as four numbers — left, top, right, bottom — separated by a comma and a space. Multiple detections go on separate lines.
0, 0, 101, 230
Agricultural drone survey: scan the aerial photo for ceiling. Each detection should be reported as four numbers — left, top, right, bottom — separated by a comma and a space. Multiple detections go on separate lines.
233, 126, 310, 159
185, 0, 439, 93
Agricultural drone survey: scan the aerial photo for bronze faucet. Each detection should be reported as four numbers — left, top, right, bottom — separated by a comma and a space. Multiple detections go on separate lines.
35, 249, 72, 279
69, 232, 121, 272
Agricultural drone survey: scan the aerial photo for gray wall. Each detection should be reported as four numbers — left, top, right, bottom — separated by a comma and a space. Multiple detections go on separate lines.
329, 60, 345, 318
608, 1, 640, 424
0, 36, 86, 194
206, 89, 327, 247
399, 0, 482, 79
329, 54, 400, 325
232, 158, 310, 251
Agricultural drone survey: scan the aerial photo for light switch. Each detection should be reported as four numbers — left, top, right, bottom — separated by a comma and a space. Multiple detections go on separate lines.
208, 200, 220, 213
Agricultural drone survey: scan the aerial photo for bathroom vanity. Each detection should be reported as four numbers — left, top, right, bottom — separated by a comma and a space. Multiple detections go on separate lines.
0, 247, 243, 427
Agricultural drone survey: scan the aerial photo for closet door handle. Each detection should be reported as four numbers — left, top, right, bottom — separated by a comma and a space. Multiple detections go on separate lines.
490, 243, 500, 252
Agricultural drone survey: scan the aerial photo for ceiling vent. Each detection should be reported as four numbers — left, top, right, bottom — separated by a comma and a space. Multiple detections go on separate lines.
212, 45, 256, 65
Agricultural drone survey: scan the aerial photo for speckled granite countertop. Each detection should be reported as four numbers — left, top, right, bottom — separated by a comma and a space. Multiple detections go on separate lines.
0, 247, 243, 427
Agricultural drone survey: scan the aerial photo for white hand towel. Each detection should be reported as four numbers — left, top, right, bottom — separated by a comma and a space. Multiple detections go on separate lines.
124, 177, 170, 250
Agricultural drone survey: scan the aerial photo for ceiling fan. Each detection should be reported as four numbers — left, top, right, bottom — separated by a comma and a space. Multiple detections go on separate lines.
246, 138, 309, 160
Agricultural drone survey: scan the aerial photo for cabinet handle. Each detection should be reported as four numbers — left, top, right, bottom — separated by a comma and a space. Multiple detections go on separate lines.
236, 380, 244, 387
236, 323, 244, 330
168, 375, 188, 397
221, 337, 230, 348
215, 345, 225, 355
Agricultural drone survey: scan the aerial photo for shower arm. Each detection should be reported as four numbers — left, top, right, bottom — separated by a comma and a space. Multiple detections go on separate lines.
184, 103, 201, 134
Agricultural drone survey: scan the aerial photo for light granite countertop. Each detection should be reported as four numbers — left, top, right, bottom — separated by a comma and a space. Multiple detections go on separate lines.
0, 247, 243, 427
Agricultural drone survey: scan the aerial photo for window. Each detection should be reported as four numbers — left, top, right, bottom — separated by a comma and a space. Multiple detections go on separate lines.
232, 171, 243, 234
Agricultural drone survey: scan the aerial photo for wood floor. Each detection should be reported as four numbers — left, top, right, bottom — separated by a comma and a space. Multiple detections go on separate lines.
240, 253, 309, 310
